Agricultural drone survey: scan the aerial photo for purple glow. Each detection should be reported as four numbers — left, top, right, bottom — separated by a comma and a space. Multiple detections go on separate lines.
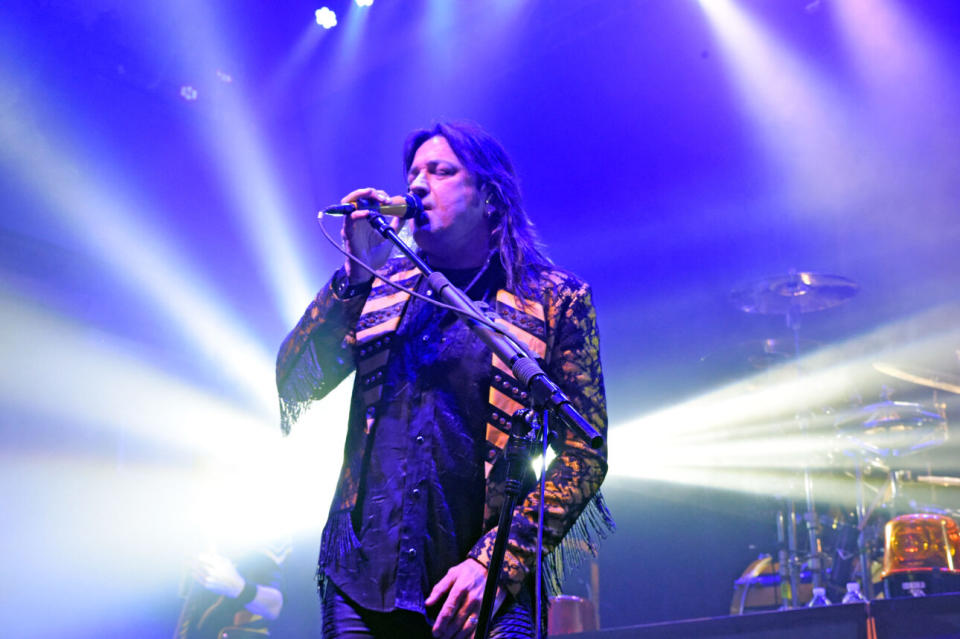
2, 0, 960, 635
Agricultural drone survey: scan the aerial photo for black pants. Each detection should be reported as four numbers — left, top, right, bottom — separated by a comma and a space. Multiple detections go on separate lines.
321, 584, 536, 639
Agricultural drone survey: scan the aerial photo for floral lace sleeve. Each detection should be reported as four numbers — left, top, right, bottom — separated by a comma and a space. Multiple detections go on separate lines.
276, 276, 367, 434
468, 275, 611, 596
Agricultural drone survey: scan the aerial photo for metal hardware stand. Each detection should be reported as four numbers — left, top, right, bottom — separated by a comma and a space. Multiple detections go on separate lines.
475, 409, 540, 639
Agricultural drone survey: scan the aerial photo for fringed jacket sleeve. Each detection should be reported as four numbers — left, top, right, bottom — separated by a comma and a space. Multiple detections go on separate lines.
275, 276, 367, 435
468, 276, 612, 596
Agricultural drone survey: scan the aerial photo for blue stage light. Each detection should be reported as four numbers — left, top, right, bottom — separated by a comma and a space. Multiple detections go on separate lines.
315, 7, 338, 29
356, 0, 374, 6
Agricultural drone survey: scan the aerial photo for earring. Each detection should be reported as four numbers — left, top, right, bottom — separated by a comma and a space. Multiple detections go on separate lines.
484, 198, 494, 217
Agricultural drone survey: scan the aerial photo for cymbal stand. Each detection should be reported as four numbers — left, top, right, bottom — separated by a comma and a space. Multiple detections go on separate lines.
777, 504, 800, 608
797, 413, 825, 591
787, 308, 825, 594
854, 459, 874, 599
729, 270, 859, 607
853, 460, 902, 600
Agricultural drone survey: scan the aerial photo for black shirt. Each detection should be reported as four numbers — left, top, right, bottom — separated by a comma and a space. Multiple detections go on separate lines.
326, 263, 502, 617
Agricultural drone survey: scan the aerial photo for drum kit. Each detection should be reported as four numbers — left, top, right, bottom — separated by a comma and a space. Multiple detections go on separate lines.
724, 271, 960, 613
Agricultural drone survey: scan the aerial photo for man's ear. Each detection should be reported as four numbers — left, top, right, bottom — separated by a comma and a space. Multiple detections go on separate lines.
480, 184, 496, 214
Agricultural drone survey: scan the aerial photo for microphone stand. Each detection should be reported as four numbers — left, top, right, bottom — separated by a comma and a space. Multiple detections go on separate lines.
474, 408, 537, 639
363, 213, 604, 450
361, 212, 605, 637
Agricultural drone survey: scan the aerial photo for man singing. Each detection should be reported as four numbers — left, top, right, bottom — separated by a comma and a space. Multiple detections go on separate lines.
277, 121, 611, 638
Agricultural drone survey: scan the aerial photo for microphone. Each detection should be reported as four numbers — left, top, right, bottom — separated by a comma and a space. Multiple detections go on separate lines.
322, 193, 423, 219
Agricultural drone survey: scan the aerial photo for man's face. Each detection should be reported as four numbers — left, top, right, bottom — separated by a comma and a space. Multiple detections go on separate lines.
406, 135, 489, 264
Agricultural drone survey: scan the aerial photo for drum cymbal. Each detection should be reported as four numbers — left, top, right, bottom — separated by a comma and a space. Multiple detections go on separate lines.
835, 400, 947, 458
731, 272, 858, 315
915, 475, 960, 488
873, 361, 960, 395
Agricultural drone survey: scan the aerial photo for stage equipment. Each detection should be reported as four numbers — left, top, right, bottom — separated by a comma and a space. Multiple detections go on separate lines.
916, 475, 960, 488
835, 401, 947, 460
321, 193, 423, 219
731, 512, 868, 615
548, 593, 960, 639
880, 513, 960, 598
730, 271, 859, 606
549, 594, 598, 634
731, 554, 813, 614
730, 272, 858, 316
872, 361, 960, 396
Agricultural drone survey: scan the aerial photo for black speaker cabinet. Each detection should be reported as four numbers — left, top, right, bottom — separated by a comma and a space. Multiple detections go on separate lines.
556, 603, 868, 639
869, 592, 960, 638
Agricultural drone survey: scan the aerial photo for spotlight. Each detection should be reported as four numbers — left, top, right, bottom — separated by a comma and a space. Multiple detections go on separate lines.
315, 7, 337, 29
215, 69, 233, 84
356, 0, 374, 6
179, 85, 198, 101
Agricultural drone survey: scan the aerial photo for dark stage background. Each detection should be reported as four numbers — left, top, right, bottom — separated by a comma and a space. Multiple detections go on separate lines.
2, 1, 959, 637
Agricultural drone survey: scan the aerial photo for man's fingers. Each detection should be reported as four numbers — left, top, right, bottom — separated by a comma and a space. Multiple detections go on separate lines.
437, 583, 465, 621
433, 585, 467, 638
448, 597, 482, 639
451, 605, 480, 639
426, 571, 454, 606
429, 560, 490, 639
453, 614, 479, 639
341, 187, 391, 208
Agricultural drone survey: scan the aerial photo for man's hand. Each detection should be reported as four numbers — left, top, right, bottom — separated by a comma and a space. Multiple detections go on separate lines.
192, 552, 245, 599
339, 187, 405, 284
426, 559, 505, 639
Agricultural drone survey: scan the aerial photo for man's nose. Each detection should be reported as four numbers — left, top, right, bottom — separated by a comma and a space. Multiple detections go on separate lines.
408, 171, 429, 196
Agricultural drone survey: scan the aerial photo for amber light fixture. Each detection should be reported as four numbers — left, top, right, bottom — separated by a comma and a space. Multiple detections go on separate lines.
881, 514, 960, 577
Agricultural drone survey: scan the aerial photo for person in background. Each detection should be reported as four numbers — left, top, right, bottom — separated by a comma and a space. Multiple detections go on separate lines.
175, 540, 289, 639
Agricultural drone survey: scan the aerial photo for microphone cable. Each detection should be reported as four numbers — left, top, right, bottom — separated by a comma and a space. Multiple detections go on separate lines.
316, 211, 539, 361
